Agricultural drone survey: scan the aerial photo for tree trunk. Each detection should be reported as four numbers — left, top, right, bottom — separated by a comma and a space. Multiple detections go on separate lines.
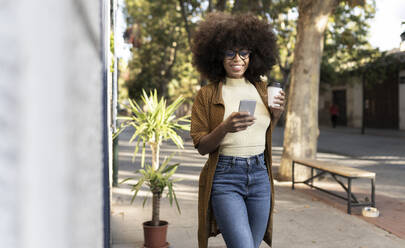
152, 191, 161, 226
208, 0, 213, 12
178, 0, 191, 47
232, 0, 263, 14
280, 65, 290, 87
216, 0, 227, 11
279, 0, 338, 181
150, 142, 160, 171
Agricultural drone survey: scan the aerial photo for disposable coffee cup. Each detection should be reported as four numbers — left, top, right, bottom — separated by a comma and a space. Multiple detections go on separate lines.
267, 82, 283, 107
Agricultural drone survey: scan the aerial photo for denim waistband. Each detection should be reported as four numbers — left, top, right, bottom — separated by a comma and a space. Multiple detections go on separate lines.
218, 152, 264, 161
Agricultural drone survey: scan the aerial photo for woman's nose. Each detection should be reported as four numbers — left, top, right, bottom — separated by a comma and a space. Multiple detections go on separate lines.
232, 53, 242, 62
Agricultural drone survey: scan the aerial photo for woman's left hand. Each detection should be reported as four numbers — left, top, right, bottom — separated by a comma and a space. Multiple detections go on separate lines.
270, 90, 286, 120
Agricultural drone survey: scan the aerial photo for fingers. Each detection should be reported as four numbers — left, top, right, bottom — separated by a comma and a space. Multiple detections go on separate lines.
236, 118, 255, 126
232, 111, 256, 121
273, 99, 284, 106
232, 116, 255, 126
234, 111, 251, 118
226, 111, 256, 132
270, 90, 285, 115
275, 93, 285, 101
230, 121, 254, 132
270, 106, 284, 111
237, 116, 256, 125
274, 90, 286, 107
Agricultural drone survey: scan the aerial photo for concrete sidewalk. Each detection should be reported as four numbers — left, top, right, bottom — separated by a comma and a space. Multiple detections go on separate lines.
273, 126, 405, 239
112, 126, 405, 247
112, 181, 405, 248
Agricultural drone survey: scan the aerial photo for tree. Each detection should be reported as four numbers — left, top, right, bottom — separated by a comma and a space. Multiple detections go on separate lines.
271, 2, 297, 86
321, 0, 378, 85
278, 0, 369, 181
269, 0, 376, 88
125, 0, 194, 99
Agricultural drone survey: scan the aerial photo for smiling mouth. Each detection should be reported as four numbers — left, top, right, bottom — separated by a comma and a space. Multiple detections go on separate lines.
231, 65, 243, 71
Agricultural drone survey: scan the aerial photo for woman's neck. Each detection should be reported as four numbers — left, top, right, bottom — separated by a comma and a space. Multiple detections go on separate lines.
225, 77, 248, 87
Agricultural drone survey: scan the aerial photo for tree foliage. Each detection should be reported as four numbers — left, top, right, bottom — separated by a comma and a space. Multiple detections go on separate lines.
124, 0, 199, 100
123, 0, 378, 107
321, 0, 379, 85
360, 52, 405, 88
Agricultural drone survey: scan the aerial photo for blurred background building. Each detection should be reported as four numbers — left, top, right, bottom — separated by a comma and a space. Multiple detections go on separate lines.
319, 27, 405, 131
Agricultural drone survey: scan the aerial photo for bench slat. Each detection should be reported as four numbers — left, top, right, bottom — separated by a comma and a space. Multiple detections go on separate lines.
291, 157, 375, 179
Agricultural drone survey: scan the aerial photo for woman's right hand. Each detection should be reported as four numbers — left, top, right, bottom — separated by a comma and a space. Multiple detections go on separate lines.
196, 111, 255, 155
223, 112, 256, 133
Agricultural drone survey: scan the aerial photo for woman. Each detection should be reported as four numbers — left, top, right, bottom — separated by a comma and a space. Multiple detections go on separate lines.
190, 12, 285, 248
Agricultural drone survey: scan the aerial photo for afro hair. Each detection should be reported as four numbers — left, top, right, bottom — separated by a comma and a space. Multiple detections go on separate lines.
191, 12, 278, 84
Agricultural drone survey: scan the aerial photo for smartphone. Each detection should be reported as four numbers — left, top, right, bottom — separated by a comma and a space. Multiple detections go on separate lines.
238, 100, 256, 116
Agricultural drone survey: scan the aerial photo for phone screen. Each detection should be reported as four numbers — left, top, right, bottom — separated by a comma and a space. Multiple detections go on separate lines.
238, 100, 256, 116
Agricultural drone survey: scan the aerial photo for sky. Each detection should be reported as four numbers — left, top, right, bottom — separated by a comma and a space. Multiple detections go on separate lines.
368, 0, 405, 51
115, 0, 131, 61
115, 0, 405, 61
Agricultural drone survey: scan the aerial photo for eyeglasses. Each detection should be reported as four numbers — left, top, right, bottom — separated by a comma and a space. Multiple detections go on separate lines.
224, 49, 251, 60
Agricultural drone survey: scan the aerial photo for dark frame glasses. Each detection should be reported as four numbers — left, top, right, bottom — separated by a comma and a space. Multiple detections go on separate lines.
224, 49, 251, 60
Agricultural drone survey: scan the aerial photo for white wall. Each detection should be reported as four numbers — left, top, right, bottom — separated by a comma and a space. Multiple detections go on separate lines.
0, 0, 106, 247
346, 77, 363, 128
318, 84, 332, 126
399, 70, 405, 130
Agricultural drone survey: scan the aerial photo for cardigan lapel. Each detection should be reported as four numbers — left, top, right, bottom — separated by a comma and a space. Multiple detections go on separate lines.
253, 81, 273, 121
212, 81, 224, 105
210, 82, 225, 131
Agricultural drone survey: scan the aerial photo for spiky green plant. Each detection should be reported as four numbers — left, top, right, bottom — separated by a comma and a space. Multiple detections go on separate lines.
115, 89, 190, 226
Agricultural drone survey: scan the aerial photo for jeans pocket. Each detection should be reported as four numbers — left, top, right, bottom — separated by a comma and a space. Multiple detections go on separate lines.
258, 155, 267, 170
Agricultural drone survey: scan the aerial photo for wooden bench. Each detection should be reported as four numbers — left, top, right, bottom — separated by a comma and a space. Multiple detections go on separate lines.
291, 157, 376, 214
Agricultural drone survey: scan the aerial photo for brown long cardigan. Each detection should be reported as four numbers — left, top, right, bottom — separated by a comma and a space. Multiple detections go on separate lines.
190, 80, 278, 248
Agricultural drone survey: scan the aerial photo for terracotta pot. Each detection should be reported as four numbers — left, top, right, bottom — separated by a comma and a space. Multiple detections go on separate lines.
143, 221, 170, 248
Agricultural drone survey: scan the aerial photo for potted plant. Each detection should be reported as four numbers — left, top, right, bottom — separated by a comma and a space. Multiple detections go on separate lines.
115, 89, 190, 248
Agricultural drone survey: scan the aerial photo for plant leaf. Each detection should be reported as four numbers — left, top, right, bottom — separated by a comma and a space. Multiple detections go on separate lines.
173, 189, 181, 214
167, 183, 173, 205
158, 152, 176, 173
119, 177, 135, 184
162, 163, 179, 175
141, 141, 146, 167
142, 196, 148, 208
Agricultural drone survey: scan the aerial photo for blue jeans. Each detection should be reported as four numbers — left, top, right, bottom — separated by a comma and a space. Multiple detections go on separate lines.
211, 153, 271, 248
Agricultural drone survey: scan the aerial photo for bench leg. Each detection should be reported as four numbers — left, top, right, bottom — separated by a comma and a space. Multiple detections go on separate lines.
292, 161, 295, 190
311, 168, 314, 188
347, 178, 352, 214
371, 178, 375, 207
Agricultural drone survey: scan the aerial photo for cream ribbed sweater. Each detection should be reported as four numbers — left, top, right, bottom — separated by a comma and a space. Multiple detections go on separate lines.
219, 77, 270, 157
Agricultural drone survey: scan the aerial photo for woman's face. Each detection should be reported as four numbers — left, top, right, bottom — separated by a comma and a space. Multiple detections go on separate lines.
223, 48, 250, 79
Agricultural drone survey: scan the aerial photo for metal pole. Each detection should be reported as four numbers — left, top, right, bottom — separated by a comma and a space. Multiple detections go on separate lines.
112, 0, 119, 187
361, 70, 366, 135
371, 178, 375, 207
101, 0, 111, 247
112, 0, 118, 132
292, 161, 295, 190
347, 178, 352, 214
311, 168, 314, 188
